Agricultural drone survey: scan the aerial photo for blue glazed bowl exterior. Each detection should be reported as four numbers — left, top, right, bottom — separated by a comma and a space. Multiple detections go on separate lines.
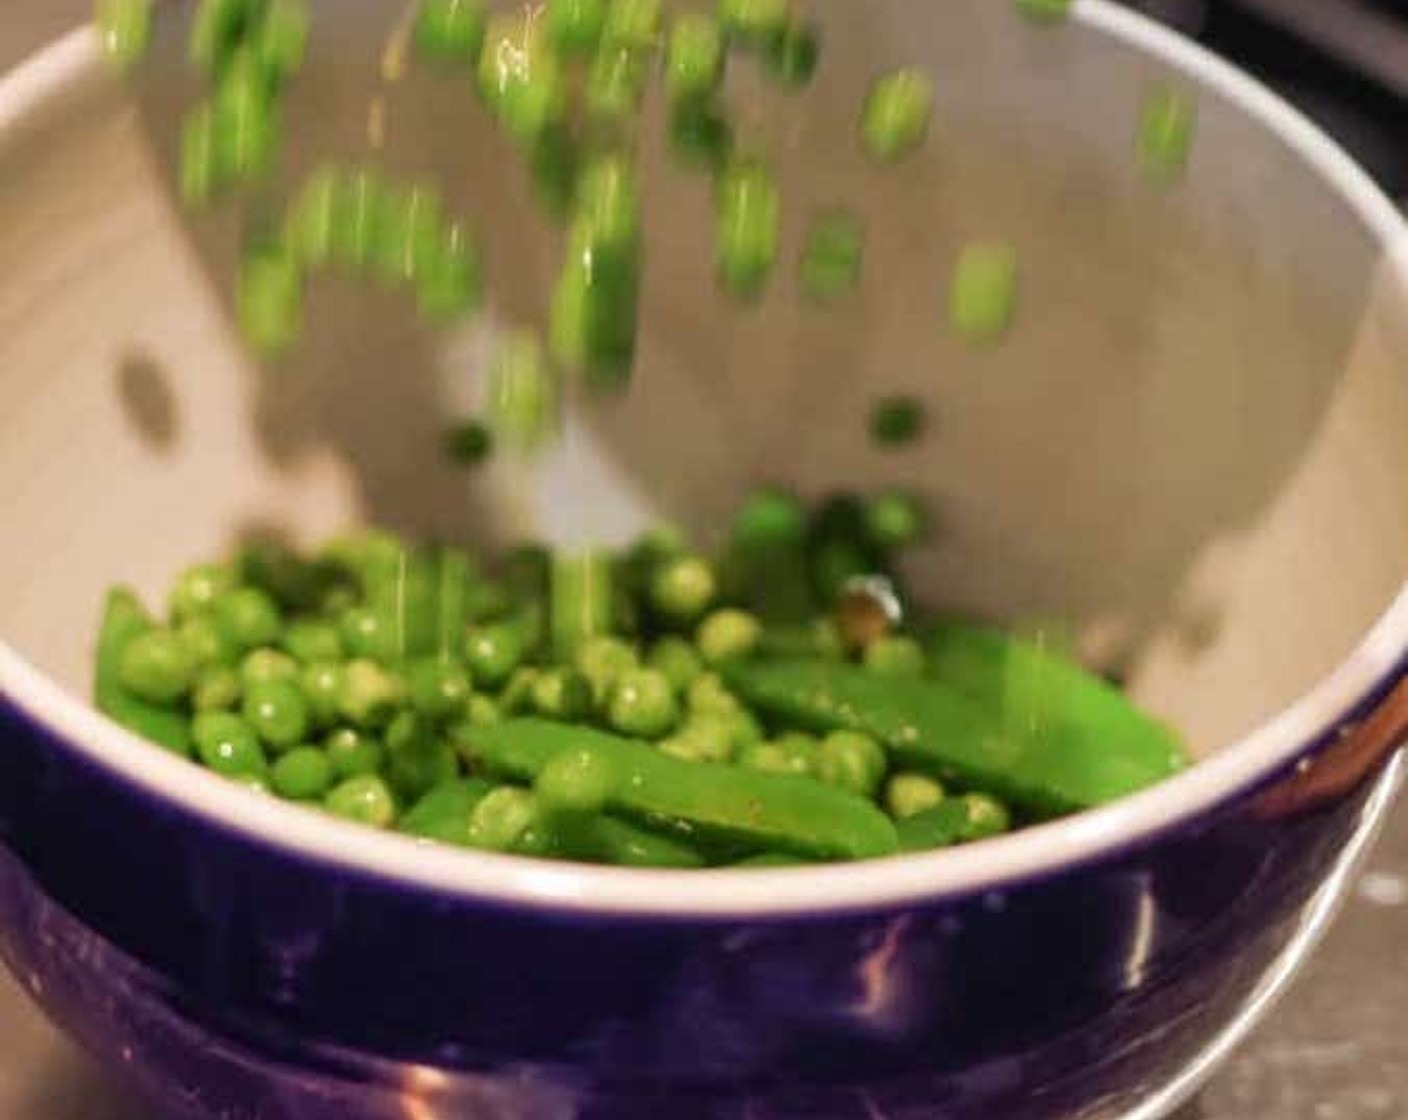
1, 680, 1403, 1120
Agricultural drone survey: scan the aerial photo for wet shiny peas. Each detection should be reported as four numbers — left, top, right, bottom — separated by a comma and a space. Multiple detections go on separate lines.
864, 491, 926, 552
341, 606, 402, 663
816, 730, 887, 798
479, 19, 567, 143
666, 14, 726, 105
385, 712, 460, 800
377, 183, 445, 286
574, 635, 639, 701
465, 623, 528, 689
287, 167, 338, 267
213, 58, 280, 181
241, 647, 300, 688
414, 0, 488, 62
468, 788, 540, 851
885, 771, 945, 819
325, 726, 384, 780
301, 661, 346, 728
648, 637, 703, 693
762, 19, 819, 88
282, 619, 343, 663
659, 714, 735, 764
337, 659, 406, 728
408, 658, 475, 721
668, 101, 734, 171
536, 748, 615, 814
178, 615, 238, 670
486, 331, 560, 456
465, 692, 502, 726
547, 0, 607, 54
271, 746, 334, 801
118, 631, 197, 705
950, 243, 1017, 344
650, 555, 717, 625
741, 733, 818, 777
961, 793, 1012, 840
732, 487, 806, 550
863, 635, 926, 677
531, 669, 595, 721
586, 47, 647, 129
237, 246, 303, 357
97, 0, 154, 71
498, 667, 542, 717
417, 221, 485, 325
170, 563, 237, 622
602, 0, 663, 52
332, 168, 386, 270
325, 775, 397, 828
862, 68, 934, 163
194, 666, 243, 712
716, 160, 781, 302
242, 680, 311, 750
193, 712, 268, 778
256, 0, 311, 81
189, 0, 255, 73
608, 669, 680, 738
718, 0, 788, 47
697, 608, 763, 666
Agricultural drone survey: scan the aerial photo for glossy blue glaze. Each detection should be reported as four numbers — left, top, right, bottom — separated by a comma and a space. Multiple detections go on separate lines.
0, 685, 1401, 1120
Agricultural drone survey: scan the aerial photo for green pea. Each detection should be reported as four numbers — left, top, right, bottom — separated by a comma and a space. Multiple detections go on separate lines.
242, 679, 310, 750
497, 667, 542, 717
241, 647, 300, 688
282, 619, 344, 663
417, 221, 485, 324
950, 242, 1017, 344
444, 419, 494, 466
331, 167, 386, 271
478, 15, 567, 143
741, 733, 818, 777
816, 730, 886, 798
194, 666, 243, 712
255, 0, 311, 81
799, 209, 864, 305
535, 748, 616, 814
869, 395, 926, 448
716, 159, 781, 302
667, 100, 734, 172
602, 0, 662, 52
1015, 0, 1072, 23
586, 46, 647, 130
301, 661, 345, 728
663, 714, 735, 763
697, 608, 762, 666
213, 58, 280, 182
863, 635, 926, 677
414, 0, 488, 62
547, 0, 607, 54
465, 692, 501, 726
864, 491, 926, 553
686, 671, 740, 715
468, 787, 540, 852
377, 183, 445, 287
177, 615, 239, 670
271, 746, 334, 800
341, 606, 402, 664
762, 19, 819, 88
575, 635, 639, 702
650, 555, 717, 626
666, 14, 726, 105
465, 623, 528, 689
529, 124, 580, 220
325, 726, 384, 780
181, 103, 220, 206
407, 658, 475, 721
385, 711, 460, 801
287, 166, 338, 267
487, 331, 560, 455
97, 0, 154, 71
531, 669, 594, 721
1138, 87, 1196, 183
551, 216, 641, 386
608, 669, 680, 739
118, 630, 197, 705
193, 711, 268, 778
960, 793, 1012, 840
189, 0, 255, 74
577, 154, 642, 253
717, 0, 788, 47
237, 246, 302, 357
647, 637, 703, 694
732, 487, 807, 550
325, 776, 397, 828
812, 539, 874, 604
337, 659, 407, 728
862, 67, 934, 163
885, 771, 945, 819
170, 564, 236, 624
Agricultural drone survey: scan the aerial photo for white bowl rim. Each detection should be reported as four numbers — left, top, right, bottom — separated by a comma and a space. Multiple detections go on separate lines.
2, 4, 1406, 919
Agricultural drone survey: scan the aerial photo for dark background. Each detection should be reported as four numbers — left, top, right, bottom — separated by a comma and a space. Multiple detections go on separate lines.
0, 3, 1405, 1117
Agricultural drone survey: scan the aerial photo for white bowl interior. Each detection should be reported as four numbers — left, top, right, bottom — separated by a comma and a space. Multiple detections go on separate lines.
3, 2, 1408, 761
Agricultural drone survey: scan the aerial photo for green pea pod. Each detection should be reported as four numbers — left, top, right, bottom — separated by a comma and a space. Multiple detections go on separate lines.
551, 815, 707, 868
550, 549, 615, 660
724, 659, 1188, 817
895, 795, 1012, 853
400, 778, 498, 844
925, 619, 1188, 785
94, 589, 193, 757
732, 852, 805, 869
464, 719, 898, 861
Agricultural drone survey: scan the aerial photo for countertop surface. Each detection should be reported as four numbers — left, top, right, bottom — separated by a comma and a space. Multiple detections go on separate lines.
2, 7, 1406, 1119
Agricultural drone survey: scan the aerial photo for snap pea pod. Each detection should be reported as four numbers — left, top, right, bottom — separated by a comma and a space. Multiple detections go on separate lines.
400, 778, 498, 843
724, 659, 1188, 817
94, 589, 194, 756
550, 549, 615, 660
895, 794, 1012, 853
463, 719, 899, 860
924, 619, 1189, 782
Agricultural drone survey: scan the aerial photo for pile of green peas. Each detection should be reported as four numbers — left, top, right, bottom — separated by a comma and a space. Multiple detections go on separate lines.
96, 486, 1031, 865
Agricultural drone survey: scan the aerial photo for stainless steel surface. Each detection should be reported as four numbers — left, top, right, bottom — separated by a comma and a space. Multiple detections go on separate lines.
0, 6, 1404, 1119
